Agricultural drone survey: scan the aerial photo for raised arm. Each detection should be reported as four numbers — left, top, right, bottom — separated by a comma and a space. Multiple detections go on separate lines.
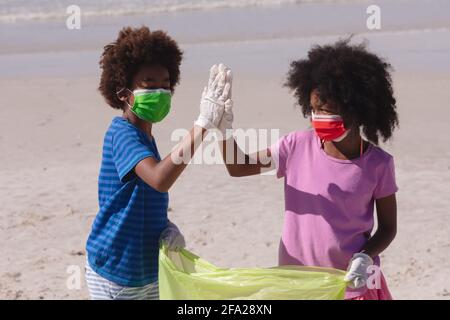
135, 64, 230, 192
215, 69, 275, 177
135, 125, 206, 192
220, 138, 274, 177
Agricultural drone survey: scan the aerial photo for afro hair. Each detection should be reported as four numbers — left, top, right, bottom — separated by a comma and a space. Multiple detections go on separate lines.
99, 26, 183, 110
285, 39, 398, 145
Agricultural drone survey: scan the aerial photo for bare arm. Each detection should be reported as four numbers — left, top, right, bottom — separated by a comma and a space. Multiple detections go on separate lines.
134, 63, 233, 192
134, 126, 206, 192
219, 137, 275, 177
360, 193, 397, 258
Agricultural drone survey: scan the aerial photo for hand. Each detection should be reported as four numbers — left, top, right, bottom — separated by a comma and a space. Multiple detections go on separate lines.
194, 63, 232, 130
217, 69, 234, 140
344, 252, 374, 289
159, 221, 186, 251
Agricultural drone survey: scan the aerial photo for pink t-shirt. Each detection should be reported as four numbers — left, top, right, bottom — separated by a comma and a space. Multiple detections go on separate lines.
270, 129, 398, 298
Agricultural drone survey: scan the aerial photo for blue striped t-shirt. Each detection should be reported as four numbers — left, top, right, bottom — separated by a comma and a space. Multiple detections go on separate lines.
86, 116, 168, 287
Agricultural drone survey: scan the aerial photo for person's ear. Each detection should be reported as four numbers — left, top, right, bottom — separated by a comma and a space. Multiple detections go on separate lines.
116, 87, 131, 102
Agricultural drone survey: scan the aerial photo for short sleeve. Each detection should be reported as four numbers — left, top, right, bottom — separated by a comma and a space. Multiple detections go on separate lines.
270, 133, 293, 179
112, 129, 156, 182
373, 156, 399, 199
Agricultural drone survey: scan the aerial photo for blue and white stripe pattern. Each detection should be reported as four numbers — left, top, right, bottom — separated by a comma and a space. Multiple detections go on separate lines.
86, 116, 168, 287
85, 260, 159, 300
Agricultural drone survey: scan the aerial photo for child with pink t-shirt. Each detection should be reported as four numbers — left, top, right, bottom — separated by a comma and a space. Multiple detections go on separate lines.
218, 40, 398, 300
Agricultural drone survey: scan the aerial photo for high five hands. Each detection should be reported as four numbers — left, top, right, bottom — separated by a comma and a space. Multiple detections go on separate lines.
195, 63, 234, 140
193, 62, 274, 177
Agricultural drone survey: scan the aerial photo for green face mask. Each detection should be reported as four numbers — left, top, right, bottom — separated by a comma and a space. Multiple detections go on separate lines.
128, 88, 172, 123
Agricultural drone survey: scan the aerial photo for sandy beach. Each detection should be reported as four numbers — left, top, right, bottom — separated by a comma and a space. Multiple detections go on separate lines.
1, 0, 450, 299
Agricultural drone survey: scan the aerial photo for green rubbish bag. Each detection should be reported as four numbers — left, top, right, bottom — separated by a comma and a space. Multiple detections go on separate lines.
158, 245, 347, 300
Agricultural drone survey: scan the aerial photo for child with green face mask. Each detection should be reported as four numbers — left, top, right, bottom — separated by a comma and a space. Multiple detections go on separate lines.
85, 26, 232, 300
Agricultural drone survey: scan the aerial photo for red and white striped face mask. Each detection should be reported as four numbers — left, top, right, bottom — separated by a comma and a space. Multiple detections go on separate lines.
311, 111, 350, 142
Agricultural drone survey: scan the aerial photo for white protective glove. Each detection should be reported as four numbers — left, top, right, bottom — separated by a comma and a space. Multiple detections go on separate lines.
344, 252, 374, 289
217, 68, 234, 140
194, 63, 232, 130
159, 221, 186, 251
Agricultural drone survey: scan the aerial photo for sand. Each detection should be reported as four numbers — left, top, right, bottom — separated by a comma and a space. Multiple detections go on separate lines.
1, 1, 450, 300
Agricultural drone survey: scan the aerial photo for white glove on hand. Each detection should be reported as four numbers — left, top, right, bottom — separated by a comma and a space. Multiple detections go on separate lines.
159, 221, 186, 251
344, 252, 374, 289
217, 69, 234, 140
194, 63, 232, 130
